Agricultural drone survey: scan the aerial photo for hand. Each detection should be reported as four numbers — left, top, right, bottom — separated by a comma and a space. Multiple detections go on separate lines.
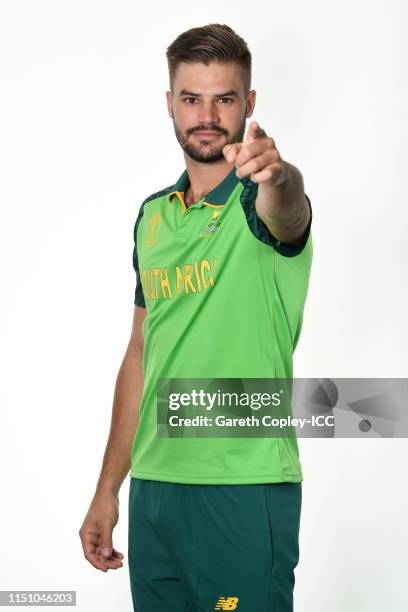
79, 491, 124, 572
222, 120, 289, 186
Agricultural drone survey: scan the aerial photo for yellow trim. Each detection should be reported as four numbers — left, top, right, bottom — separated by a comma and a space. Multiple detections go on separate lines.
169, 190, 187, 213
202, 201, 225, 208
169, 192, 224, 211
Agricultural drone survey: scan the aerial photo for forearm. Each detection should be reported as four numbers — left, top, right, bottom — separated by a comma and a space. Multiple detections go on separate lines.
255, 162, 310, 244
94, 344, 144, 498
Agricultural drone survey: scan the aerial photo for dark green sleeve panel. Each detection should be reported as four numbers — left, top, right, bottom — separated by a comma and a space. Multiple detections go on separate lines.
132, 186, 175, 308
240, 177, 313, 257
133, 204, 146, 308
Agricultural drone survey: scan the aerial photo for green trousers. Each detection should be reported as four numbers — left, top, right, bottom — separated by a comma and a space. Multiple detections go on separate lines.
128, 477, 302, 611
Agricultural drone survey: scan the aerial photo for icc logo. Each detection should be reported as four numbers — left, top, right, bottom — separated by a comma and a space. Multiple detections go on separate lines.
145, 212, 161, 247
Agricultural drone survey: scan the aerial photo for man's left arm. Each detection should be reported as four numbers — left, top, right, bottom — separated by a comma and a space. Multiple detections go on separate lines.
255, 161, 311, 247
223, 120, 311, 248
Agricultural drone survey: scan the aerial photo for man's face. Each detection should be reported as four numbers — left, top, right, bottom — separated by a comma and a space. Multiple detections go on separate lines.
166, 61, 255, 164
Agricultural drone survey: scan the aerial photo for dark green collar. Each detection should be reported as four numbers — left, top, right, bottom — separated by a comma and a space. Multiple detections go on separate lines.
169, 166, 241, 206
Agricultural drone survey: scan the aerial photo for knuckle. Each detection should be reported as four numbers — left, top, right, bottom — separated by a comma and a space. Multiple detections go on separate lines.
250, 159, 260, 172
257, 157, 265, 170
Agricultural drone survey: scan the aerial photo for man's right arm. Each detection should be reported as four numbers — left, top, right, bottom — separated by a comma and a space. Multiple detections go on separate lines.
79, 305, 146, 572
94, 305, 146, 498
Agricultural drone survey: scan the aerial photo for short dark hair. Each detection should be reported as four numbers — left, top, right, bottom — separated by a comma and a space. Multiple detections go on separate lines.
166, 24, 252, 95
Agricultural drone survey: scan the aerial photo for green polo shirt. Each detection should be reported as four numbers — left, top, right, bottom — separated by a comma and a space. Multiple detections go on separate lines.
129, 166, 313, 484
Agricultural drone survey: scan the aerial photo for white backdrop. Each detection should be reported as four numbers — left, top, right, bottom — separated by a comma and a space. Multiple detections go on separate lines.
1, 1, 407, 610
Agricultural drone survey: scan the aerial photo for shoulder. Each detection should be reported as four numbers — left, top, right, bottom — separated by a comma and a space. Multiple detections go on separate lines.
133, 184, 175, 232
141, 184, 175, 207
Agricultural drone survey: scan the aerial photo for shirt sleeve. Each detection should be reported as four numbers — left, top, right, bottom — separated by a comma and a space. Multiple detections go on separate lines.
132, 205, 146, 308
240, 176, 313, 257
261, 193, 313, 257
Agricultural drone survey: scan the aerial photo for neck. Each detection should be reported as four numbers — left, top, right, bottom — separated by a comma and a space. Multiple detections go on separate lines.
184, 156, 235, 206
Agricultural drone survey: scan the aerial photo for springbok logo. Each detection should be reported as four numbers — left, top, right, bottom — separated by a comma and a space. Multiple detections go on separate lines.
144, 211, 161, 247
200, 210, 222, 238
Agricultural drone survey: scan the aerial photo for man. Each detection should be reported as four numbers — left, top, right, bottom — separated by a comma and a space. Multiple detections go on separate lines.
79, 23, 313, 612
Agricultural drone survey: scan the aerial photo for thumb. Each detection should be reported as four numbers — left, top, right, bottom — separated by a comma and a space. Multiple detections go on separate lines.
99, 524, 113, 557
223, 142, 243, 164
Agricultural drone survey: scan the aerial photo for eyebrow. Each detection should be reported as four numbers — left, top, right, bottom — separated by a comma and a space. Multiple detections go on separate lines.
178, 89, 239, 98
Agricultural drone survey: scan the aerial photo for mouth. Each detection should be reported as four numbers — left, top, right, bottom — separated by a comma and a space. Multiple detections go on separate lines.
193, 131, 223, 139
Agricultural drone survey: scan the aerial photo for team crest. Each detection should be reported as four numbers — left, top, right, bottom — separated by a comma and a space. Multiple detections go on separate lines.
200, 210, 222, 238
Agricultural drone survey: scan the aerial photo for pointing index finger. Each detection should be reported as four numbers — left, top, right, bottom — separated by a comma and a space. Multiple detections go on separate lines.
244, 121, 267, 144
244, 121, 257, 144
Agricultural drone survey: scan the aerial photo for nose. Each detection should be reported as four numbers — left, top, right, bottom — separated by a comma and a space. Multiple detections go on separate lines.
197, 100, 220, 126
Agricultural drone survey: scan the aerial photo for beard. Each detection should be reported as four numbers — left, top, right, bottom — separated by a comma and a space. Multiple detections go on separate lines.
172, 115, 247, 164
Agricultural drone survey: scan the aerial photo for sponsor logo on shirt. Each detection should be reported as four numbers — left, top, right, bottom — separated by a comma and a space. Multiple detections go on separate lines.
214, 596, 239, 610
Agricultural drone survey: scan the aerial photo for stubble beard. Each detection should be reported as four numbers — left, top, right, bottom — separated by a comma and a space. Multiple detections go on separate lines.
172, 115, 247, 164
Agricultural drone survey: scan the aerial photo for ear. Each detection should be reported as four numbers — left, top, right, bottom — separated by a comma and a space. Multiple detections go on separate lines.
166, 90, 174, 118
246, 89, 256, 118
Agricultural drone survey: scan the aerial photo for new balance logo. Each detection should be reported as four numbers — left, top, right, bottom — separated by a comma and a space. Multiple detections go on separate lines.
214, 596, 239, 610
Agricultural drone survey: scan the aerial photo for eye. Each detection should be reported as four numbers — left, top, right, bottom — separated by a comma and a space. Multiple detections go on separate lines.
184, 97, 198, 104
218, 97, 233, 104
